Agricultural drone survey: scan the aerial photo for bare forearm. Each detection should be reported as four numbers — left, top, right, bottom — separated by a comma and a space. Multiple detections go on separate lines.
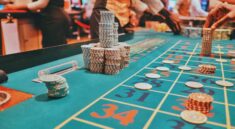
220, 0, 235, 5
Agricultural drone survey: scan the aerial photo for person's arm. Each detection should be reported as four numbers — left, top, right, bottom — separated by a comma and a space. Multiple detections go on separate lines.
27, 0, 49, 10
131, 0, 148, 16
220, 0, 235, 5
190, 0, 208, 17
143, 0, 181, 34
4, 0, 49, 11
173, 0, 183, 14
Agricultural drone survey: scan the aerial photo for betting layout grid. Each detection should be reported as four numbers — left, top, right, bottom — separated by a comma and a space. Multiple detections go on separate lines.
55, 40, 235, 129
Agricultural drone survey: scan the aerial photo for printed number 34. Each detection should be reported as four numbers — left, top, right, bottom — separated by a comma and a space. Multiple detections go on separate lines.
91, 104, 138, 126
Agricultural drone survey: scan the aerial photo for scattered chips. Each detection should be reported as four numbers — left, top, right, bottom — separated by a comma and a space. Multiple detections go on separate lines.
178, 66, 192, 71
156, 67, 170, 71
134, 83, 152, 90
215, 80, 234, 87
180, 110, 207, 124
162, 60, 174, 64
145, 73, 161, 79
198, 64, 216, 74
185, 81, 203, 88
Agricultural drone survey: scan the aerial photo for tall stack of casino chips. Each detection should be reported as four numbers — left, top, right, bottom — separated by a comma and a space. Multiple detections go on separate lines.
99, 11, 116, 48
81, 11, 131, 75
201, 28, 213, 56
90, 47, 105, 73
185, 93, 213, 114
40, 75, 69, 98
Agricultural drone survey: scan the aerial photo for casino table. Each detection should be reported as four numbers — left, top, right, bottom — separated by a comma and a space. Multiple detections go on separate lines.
0, 30, 235, 129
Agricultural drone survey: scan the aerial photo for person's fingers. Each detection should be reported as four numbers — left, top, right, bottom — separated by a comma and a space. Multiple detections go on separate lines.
204, 14, 214, 28
211, 14, 230, 30
204, 3, 228, 28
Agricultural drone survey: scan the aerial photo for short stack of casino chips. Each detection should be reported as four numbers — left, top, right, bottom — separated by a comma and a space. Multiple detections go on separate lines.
90, 47, 105, 73
182, 27, 231, 40
185, 93, 213, 114
81, 45, 92, 69
104, 48, 121, 74
213, 29, 231, 40
198, 64, 216, 74
121, 43, 131, 68
228, 50, 235, 58
201, 28, 213, 56
40, 75, 69, 98
113, 22, 119, 46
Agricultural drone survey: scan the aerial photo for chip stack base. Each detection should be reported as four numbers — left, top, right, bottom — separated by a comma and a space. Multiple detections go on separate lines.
201, 28, 213, 56
90, 47, 105, 73
105, 48, 121, 74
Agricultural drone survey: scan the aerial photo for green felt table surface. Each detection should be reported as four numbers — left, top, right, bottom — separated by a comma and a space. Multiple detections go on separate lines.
0, 30, 234, 129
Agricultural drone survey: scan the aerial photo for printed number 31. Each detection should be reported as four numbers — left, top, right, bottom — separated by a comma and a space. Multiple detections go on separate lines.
90, 104, 138, 126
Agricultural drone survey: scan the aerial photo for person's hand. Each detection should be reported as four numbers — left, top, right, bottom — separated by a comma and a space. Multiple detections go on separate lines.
159, 8, 181, 35
204, 2, 235, 30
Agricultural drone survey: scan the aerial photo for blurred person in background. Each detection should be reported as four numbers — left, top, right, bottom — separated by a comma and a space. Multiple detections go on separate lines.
173, 0, 208, 17
4, 0, 70, 48
90, 0, 181, 39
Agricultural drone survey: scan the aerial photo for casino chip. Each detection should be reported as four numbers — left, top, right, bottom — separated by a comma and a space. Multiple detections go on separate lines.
181, 110, 207, 124
134, 83, 152, 90
214, 51, 224, 54
186, 52, 195, 55
39, 75, 64, 83
215, 46, 223, 49
0, 91, 11, 106
162, 60, 174, 64
215, 59, 227, 63
178, 66, 192, 71
0, 70, 8, 83
156, 67, 170, 71
215, 80, 234, 87
185, 81, 203, 88
145, 73, 161, 79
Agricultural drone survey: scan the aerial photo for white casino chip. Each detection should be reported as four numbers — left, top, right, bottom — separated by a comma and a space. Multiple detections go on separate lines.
134, 83, 152, 90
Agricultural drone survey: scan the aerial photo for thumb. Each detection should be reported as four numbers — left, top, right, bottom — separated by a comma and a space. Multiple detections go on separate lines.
211, 14, 230, 30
